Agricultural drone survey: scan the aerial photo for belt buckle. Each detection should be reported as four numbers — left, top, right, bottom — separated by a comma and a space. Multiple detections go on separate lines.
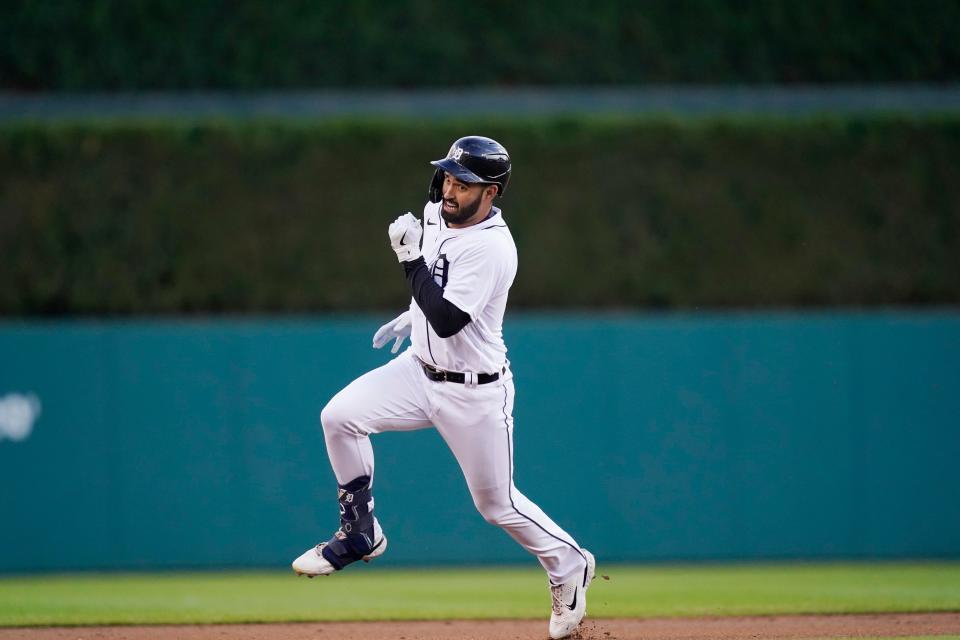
423, 361, 446, 381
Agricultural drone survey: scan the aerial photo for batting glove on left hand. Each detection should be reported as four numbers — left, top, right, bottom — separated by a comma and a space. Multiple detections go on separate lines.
372, 310, 412, 353
388, 212, 422, 263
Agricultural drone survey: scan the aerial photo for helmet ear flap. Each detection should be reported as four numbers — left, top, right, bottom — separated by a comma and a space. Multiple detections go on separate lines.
428, 169, 444, 203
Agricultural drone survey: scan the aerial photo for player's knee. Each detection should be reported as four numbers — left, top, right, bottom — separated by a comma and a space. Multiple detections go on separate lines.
483, 504, 515, 527
320, 398, 350, 435
472, 490, 512, 526
481, 508, 511, 526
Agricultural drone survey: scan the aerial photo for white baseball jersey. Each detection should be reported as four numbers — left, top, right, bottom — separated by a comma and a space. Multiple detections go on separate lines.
408, 201, 517, 374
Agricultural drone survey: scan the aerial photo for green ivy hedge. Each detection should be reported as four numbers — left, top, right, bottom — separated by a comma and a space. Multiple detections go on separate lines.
3, 0, 959, 89
1, 116, 958, 315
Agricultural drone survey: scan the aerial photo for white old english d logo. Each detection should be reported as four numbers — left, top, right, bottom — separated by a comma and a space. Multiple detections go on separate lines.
452, 147, 464, 160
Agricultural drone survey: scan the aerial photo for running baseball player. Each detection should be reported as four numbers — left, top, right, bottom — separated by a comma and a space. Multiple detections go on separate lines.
293, 136, 595, 639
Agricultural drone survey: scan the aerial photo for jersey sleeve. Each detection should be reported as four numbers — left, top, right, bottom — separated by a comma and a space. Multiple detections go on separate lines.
441, 234, 516, 321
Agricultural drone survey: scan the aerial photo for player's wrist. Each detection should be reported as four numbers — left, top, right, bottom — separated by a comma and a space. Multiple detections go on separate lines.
394, 246, 422, 263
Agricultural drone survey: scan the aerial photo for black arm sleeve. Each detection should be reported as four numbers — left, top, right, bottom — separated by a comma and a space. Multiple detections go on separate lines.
402, 257, 471, 338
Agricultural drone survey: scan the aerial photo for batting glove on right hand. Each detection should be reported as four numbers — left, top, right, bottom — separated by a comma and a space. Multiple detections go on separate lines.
372, 310, 412, 353
388, 212, 423, 263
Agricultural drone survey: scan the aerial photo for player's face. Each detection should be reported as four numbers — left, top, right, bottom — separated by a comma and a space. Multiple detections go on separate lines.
440, 173, 494, 226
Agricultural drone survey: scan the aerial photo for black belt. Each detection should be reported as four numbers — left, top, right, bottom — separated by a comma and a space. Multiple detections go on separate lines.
418, 359, 503, 384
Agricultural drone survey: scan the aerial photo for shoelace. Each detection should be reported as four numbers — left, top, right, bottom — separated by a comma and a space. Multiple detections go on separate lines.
314, 529, 348, 553
550, 583, 564, 615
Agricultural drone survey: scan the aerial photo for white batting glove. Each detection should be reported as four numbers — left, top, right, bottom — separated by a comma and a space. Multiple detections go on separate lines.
372, 310, 412, 353
388, 212, 422, 263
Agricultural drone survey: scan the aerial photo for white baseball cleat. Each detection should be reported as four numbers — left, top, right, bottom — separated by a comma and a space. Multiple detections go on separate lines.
548, 549, 596, 639
292, 518, 387, 577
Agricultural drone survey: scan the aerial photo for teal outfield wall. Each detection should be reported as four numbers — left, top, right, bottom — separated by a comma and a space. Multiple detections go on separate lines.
1, 312, 958, 573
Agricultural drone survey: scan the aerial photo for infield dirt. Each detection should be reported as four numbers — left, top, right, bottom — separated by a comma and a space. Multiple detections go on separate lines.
3, 612, 960, 640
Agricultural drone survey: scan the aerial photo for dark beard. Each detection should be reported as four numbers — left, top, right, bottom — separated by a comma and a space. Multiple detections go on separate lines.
440, 193, 483, 225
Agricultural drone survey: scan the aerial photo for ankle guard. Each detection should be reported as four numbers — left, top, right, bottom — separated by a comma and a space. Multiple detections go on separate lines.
320, 478, 380, 570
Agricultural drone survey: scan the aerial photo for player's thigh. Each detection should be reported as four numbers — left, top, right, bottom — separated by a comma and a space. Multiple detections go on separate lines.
323, 350, 432, 435
432, 378, 515, 494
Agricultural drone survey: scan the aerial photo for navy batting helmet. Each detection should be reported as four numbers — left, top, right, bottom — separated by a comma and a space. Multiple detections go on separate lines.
428, 136, 511, 203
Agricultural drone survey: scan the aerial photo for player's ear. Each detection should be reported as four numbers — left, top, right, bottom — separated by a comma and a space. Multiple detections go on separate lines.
485, 184, 499, 199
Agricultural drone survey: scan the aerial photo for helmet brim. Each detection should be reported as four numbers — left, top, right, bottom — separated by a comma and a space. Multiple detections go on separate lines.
430, 158, 487, 185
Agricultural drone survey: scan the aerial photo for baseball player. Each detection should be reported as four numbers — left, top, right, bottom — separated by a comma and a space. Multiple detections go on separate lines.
293, 136, 594, 639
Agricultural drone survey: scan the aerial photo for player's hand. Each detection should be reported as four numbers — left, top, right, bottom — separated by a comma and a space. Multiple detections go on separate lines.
388, 212, 422, 263
372, 310, 412, 353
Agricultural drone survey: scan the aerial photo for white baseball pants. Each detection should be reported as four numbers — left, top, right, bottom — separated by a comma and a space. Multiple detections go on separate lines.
320, 349, 587, 585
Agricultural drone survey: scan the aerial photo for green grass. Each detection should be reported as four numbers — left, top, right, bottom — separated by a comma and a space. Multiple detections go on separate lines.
0, 562, 958, 626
